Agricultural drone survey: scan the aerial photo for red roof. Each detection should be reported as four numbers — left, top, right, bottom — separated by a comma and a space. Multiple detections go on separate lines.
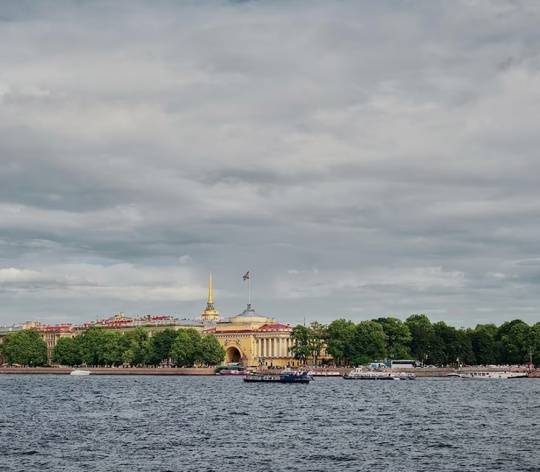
257, 323, 292, 331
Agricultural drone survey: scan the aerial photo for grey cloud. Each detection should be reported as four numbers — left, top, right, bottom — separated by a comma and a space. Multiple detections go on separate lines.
1, 0, 540, 327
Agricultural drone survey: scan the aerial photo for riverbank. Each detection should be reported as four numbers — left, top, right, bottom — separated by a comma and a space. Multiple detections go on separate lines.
0, 367, 216, 375
0, 366, 534, 377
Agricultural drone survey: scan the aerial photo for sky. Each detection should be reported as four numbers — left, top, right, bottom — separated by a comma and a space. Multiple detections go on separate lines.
1, 0, 540, 328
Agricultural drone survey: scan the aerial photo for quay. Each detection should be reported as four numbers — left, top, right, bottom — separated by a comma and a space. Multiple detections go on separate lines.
0, 366, 534, 377
0, 367, 216, 375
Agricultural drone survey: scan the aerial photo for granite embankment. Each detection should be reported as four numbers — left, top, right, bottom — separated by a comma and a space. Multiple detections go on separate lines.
0, 366, 535, 377
0, 367, 216, 375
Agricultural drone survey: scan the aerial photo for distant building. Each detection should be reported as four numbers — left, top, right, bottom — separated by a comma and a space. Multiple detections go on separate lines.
0, 273, 301, 368
200, 274, 295, 368
74, 312, 205, 337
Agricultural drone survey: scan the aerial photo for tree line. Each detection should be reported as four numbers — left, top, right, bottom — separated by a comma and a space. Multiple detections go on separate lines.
0, 327, 225, 368
290, 315, 540, 367
2, 315, 539, 368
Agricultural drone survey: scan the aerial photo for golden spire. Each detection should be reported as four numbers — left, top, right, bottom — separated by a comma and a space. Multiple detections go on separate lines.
208, 271, 213, 305
201, 271, 220, 322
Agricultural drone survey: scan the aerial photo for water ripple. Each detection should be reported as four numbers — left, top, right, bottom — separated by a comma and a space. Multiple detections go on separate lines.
1, 376, 539, 471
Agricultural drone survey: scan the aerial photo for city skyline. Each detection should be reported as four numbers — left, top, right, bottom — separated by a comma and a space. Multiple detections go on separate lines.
2, 1, 540, 328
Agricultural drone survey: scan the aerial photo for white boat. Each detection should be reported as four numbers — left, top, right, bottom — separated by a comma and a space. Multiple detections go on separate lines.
464, 371, 528, 380
446, 372, 470, 378
343, 367, 415, 380
70, 369, 91, 376
306, 370, 342, 377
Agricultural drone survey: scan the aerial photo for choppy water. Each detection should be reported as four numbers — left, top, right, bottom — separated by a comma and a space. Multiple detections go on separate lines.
1, 375, 539, 472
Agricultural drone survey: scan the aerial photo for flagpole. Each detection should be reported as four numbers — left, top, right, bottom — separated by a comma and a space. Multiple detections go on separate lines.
243, 271, 251, 308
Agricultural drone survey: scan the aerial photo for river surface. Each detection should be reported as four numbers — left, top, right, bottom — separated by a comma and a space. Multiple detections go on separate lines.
1, 375, 539, 472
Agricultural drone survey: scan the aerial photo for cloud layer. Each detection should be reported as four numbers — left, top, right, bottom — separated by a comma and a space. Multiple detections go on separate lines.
1, 0, 540, 327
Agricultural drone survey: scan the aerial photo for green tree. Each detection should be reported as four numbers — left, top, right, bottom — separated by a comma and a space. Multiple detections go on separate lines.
170, 329, 202, 367
77, 326, 123, 366
405, 314, 440, 365
52, 337, 82, 366
147, 329, 179, 366
307, 321, 327, 365
374, 317, 411, 360
2, 330, 48, 366
121, 328, 149, 366
433, 322, 475, 366
78, 326, 106, 366
497, 320, 531, 364
198, 334, 225, 366
100, 330, 124, 366
529, 322, 540, 365
170, 330, 195, 366
290, 325, 313, 364
325, 319, 356, 366
349, 320, 387, 365
469, 324, 498, 366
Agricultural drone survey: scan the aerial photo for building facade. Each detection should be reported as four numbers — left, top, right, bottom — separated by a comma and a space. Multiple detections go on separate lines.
1, 273, 299, 368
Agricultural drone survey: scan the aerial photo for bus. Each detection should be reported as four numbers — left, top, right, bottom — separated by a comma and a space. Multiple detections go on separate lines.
389, 359, 422, 369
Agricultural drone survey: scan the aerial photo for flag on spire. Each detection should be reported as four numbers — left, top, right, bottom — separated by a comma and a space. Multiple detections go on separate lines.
243, 271, 250, 281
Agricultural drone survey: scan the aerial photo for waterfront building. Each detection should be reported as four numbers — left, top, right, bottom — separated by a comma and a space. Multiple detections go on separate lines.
0, 321, 64, 365
200, 274, 295, 368
41, 324, 76, 364
0, 273, 300, 368
74, 312, 205, 336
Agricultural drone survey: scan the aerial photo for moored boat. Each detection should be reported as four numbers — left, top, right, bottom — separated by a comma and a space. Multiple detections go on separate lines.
307, 370, 342, 377
464, 371, 528, 380
70, 369, 91, 376
343, 367, 415, 380
218, 369, 246, 376
446, 372, 470, 378
244, 368, 313, 384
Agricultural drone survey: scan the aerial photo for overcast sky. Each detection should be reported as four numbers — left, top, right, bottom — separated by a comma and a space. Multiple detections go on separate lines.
1, 0, 540, 328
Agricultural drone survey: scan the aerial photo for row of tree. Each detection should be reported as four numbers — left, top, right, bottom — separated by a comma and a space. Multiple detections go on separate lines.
2, 315, 539, 368
290, 315, 540, 367
1, 327, 225, 368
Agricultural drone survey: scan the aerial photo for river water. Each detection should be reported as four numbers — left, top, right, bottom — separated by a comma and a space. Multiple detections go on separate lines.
1, 375, 539, 472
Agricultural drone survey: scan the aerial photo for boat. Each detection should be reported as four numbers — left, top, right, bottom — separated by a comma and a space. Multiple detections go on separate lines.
306, 370, 342, 377
446, 372, 470, 378
462, 371, 528, 380
218, 369, 246, 376
343, 367, 416, 380
243, 368, 313, 384
70, 369, 91, 376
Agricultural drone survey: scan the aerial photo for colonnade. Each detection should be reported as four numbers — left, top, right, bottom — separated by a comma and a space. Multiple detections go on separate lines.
255, 337, 292, 358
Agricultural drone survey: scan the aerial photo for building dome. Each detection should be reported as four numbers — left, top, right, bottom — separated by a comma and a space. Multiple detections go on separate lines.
226, 304, 275, 325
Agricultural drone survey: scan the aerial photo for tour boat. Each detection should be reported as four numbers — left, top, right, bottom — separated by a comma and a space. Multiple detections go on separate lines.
462, 371, 528, 380
243, 368, 313, 384
343, 367, 416, 380
306, 370, 342, 377
70, 369, 91, 376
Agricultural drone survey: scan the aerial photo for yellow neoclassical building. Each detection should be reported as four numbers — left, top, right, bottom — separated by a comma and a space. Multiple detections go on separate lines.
201, 273, 295, 368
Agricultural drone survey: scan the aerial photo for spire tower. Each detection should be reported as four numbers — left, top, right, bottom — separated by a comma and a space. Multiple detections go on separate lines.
200, 271, 220, 323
